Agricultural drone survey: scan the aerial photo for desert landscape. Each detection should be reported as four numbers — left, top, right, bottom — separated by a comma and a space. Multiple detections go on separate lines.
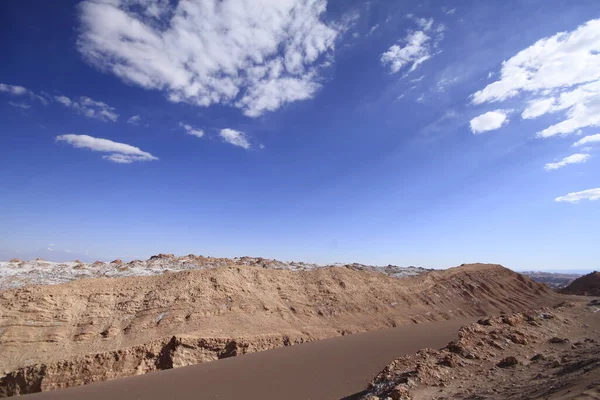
2, 0, 599, 398
0, 255, 597, 398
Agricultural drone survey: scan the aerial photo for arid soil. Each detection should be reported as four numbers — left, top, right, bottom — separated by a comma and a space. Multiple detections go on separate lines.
561, 271, 600, 296
0, 263, 557, 396
360, 298, 600, 400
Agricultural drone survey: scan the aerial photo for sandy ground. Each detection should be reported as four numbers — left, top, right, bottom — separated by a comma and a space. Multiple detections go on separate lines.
20, 318, 476, 400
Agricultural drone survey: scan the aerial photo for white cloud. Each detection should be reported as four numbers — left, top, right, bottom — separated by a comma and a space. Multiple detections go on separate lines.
55, 134, 157, 163
544, 153, 590, 170
574, 133, 600, 147
367, 24, 379, 36
8, 101, 31, 109
473, 19, 600, 104
555, 188, 600, 203
179, 122, 204, 138
415, 17, 433, 31
220, 128, 250, 149
469, 110, 509, 134
55, 95, 119, 122
127, 115, 141, 125
0, 83, 49, 105
521, 98, 556, 119
380, 17, 444, 75
472, 19, 600, 138
446, 8, 456, 15
0, 83, 27, 95
77, 0, 343, 117
435, 76, 458, 92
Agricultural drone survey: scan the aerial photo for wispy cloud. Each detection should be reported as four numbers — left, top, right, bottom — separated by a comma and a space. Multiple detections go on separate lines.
573, 133, 600, 147
56, 134, 157, 163
8, 101, 31, 109
469, 110, 509, 134
55, 95, 118, 122
380, 16, 445, 76
555, 188, 600, 203
77, 0, 347, 117
0, 83, 27, 95
544, 153, 590, 170
367, 24, 379, 36
220, 129, 250, 149
179, 122, 204, 138
0, 83, 49, 105
472, 19, 600, 138
127, 115, 141, 125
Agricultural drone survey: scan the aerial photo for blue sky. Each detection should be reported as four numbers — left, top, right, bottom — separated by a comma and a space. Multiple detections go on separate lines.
0, 0, 599, 271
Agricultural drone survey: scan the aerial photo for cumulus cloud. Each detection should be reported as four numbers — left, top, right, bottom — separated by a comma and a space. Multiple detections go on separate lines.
544, 153, 590, 170
55, 95, 119, 122
127, 115, 141, 125
77, 0, 343, 117
472, 19, 600, 137
573, 133, 600, 147
555, 188, 600, 203
380, 18, 444, 75
220, 128, 250, 149
55, 134, 157, 163
179, 122, 204, 138
469, 110, 509, 134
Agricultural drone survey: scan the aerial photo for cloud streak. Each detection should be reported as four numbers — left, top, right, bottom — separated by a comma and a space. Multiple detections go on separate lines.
127, 115, 141, 125
55, 95, 119, 122
573, 133, 600, 147
180, 122, 204, 138
544, 153, 590, 170
555, 188, 600, 203
0, 83, 49, 105
55, 134, 157, 163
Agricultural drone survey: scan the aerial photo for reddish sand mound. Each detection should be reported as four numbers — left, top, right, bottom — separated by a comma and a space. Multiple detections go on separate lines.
560, 271, 600, 296
0, 263, 558, 396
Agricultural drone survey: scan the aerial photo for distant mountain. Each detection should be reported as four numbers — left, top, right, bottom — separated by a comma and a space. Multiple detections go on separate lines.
520, 271, 582, 289
1, 248, 98, 263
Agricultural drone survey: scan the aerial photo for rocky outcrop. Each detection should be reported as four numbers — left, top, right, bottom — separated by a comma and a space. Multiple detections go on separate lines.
0, 333, 313, 397
361, 302, 600, 400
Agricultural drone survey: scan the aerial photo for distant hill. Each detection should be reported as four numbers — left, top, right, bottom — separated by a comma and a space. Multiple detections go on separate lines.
560, 271, 600, 296
520, 271, 582, 289
1, 247, 97, 263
